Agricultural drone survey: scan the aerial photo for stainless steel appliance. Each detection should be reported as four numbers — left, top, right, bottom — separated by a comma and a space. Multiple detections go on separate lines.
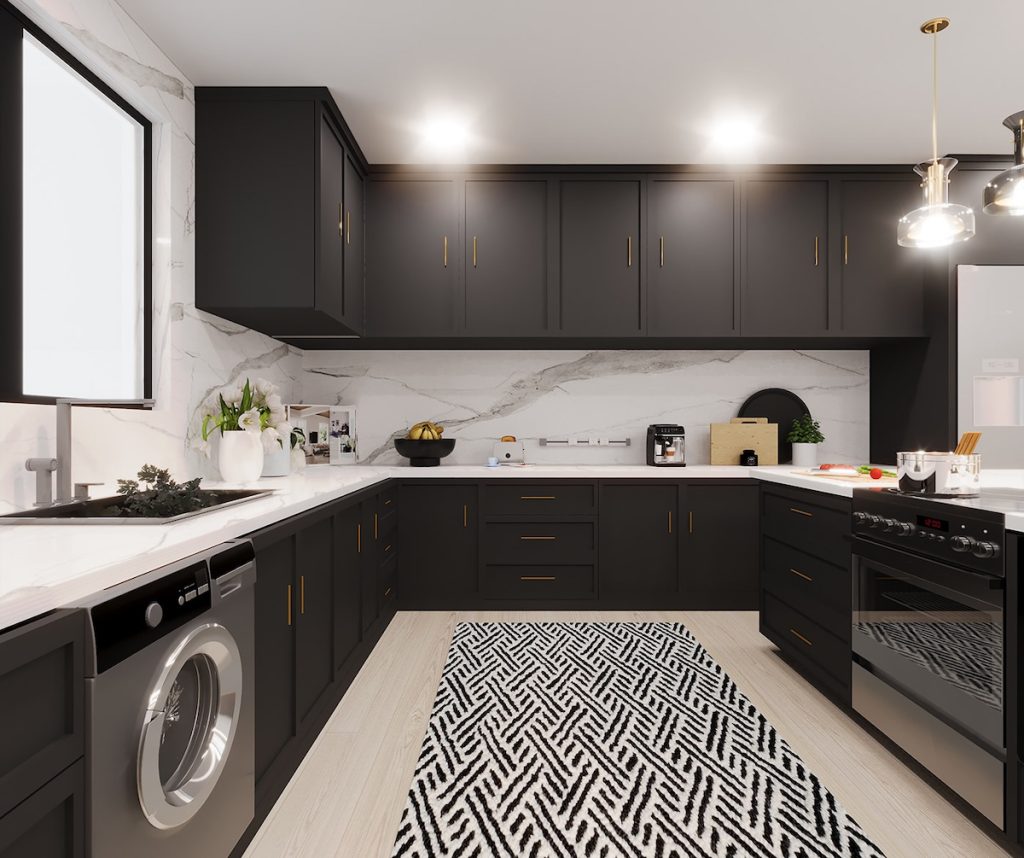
647, 424, 685, 466
851, 489, 1005, 828
77, 541, 257, 858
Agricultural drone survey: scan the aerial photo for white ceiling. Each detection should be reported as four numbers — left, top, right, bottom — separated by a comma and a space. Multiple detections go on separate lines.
117, 0, 1020, 165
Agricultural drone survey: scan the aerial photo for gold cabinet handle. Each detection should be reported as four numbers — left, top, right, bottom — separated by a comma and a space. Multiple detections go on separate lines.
472, 236, 478, 268
338, 203, 343, 239
443, 235, 448, 268
790, 628, 813, 647
357, 523, 361, 553
384, 498, 393, 506
659, 236, 664, 268
789, 507, 814, 518
300, 575, 305, 615
790, 568, 813, 582
384, 543, 393, 554
346, 209, 351, 244
521, 495, 556, 500
384, 586, 392, 597
520, 576, 556, 581
286, 584, 293, 626
374, 512, 378, 540
668, 510, 673, 534
843, 234, 848, 265
463, 504, 468, 528
627, 235, 632, 267
688, 511, 694, 534
813, 236, 819, 266
520, 535, 557, 541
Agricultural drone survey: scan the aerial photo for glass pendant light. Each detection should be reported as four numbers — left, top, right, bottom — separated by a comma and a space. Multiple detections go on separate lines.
897, 17, 976, 248
983, 111, 1024, 216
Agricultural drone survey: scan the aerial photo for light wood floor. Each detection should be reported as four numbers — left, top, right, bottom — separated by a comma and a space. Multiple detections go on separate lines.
243, 611, 1011, 858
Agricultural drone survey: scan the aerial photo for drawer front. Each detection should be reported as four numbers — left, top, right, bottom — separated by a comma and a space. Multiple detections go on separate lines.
377, 508, 397, 548
380, 485, 398, 512
483, 484, 595, 516
483, 521, 594, 563
762, 538, 850, 634
762, 592, 850, 686
762, 491, 850, 565
379, 555, 397, 605
482, 565, 595, 600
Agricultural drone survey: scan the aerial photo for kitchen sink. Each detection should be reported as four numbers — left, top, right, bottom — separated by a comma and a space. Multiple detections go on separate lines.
0, 489, 275, 524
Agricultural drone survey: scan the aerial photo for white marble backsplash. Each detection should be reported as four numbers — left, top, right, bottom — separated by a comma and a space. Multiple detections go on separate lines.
299, 350, 870, 466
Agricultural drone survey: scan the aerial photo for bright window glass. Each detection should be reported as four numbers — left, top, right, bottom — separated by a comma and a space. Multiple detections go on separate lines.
22, 34, 144, 399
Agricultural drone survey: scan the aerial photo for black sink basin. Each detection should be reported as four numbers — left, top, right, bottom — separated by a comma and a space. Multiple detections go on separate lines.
0, 489, 274, 524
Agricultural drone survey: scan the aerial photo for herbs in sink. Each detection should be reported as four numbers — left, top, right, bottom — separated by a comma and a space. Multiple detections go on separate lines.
112, 465, 209, 518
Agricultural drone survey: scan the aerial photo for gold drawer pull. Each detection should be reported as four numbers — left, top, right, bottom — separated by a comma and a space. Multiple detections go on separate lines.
374, 512, 378, 540
521, 495, 556, 500
384, 543, 393, 553
286, 584, 293, 626
300, 575, 305, 615
789, 507, 814, 518
521, 535, 557, 541
357, 523, 361, 553
789, 628, 813, 647
790, 568, 813, 582
521, 576, 556, 581
384, 586, 392, 597
668, 510, 673, 534
384, 498, 393, 506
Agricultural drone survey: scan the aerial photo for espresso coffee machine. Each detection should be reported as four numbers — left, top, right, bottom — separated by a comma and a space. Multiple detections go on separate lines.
647, 424, 686, 466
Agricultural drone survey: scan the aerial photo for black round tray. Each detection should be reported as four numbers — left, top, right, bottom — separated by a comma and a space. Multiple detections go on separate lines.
737, 388, 810, 465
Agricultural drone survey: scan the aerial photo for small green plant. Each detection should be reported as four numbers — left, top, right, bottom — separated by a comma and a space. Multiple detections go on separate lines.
114, 465, 208, 518
787, 413, 825, 444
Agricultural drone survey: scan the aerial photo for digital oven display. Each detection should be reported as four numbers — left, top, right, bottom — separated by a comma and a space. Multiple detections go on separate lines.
916, 515, 949, 532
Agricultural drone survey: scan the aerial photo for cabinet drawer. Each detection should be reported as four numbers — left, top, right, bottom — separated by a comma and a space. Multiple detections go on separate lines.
483, 484, 595, 516
379, 554, 397, 605
380, 485, 398, 512
482, 565, 595, 600
377, 512, 397, 556
483, 521, 594, 563
761, 593, 850, 686
762, 538, 850, 635
762, 491, 850, 565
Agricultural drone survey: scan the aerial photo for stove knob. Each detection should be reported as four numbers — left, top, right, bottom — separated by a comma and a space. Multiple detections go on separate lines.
950, 535, 975, 553
972, 541, 1000, 560
895, 522, 914, 537
881, 518, 897, 532
853, 512, 868, 525
144, 601, 164, 629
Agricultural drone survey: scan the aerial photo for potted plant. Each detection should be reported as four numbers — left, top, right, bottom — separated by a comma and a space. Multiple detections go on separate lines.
787, 413, 825, 469
194, 378, 290, 482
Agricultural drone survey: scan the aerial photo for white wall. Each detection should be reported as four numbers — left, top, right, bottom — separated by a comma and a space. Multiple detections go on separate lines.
299, 349, 870, 466
0, 0, 300, 512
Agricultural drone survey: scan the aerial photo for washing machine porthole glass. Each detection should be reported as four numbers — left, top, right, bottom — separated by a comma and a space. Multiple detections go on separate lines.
159, 653, 220, 793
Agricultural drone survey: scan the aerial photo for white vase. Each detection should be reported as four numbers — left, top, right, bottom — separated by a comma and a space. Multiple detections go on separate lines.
791, 442, 819, 469
262, 440, 291, 477
219, 431, 264, 483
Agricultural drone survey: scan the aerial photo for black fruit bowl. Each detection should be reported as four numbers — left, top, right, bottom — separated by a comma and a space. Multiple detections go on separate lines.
394, 438, 456, 467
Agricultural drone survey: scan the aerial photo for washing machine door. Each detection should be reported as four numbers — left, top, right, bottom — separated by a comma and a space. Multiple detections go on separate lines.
137, 622, 243, 829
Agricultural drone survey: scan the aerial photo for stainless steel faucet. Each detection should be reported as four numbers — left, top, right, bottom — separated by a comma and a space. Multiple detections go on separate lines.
25, 398, 155, 506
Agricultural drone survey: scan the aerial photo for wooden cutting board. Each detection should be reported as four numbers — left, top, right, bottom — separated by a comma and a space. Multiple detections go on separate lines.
798, 470, 897, 483
710, 418, 778, 466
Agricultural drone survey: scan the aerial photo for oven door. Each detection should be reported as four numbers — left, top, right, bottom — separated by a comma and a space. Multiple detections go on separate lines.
852, 537, 1004, 753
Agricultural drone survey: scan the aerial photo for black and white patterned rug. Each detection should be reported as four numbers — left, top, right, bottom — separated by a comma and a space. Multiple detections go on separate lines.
392, 622, 885, 858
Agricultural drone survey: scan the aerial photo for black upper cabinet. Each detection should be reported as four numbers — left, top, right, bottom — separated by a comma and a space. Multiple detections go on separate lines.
465, 180, 549, 336
365, 179, 459, 336
343, 155, 365, 331
742, 179, 830, 336
599, 484, 679, 598
195, 89, 366, 341
647, 179, 737, 336
838, 179, 927, 336
560, 180, 642, 335
683, 483, 759, 609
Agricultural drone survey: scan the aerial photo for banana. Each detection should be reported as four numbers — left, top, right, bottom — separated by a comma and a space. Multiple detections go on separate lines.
407, 420, 445, 441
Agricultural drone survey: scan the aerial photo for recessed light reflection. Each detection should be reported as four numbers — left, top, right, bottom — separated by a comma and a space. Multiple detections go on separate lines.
416, 112, 474, 162
704, 114, 763, 161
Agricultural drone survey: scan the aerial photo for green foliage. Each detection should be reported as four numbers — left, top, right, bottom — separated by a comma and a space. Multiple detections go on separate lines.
115, 465, 208, 518
786, 413, 825, 444
290, 426, 306, 449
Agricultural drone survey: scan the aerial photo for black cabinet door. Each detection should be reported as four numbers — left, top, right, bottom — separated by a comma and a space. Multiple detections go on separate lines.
294, 513, 334, 728
360, 500, 378, 632
560, 180, 642, 335
343, 155, 365, 331
683, 484, 759, 609
365, 179, 459, 336
0, 760, 84, 858
839, 179, 926, 336
333, 503, 362, 674
318, 115, 346, 323
398, 484, 478, 607
742, 179, 829, 335
648, 180, 737, 335
465, 179, 548, 335
600, 485, 679, 597
253, 533, 297, 789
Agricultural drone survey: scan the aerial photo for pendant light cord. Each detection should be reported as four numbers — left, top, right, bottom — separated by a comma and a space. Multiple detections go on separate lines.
931, 27, 939, 166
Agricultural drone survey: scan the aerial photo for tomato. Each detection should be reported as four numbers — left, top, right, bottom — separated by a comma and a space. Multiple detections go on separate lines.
869, 468, 883, 480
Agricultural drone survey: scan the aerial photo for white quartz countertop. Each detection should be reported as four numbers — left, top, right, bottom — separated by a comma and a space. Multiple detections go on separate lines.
1, 462, 1018, 632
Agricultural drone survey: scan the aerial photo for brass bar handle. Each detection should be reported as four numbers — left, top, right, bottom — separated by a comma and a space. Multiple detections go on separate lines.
338, 203, 344, 239
789, 628, 813, 647
357, 523, 362, 553
627, 235, 632, 267
668, 510, 673, 534
520, 535, 557, 541
443, 235, 448, 268
384, 587, 392, 598
689, 511, 694, 534
374, 512, 378, 540
463, 504, 468, 528
300, 575, 305, 615
521, 495, 556, 500
286, 584, 293, 626
384, 498, 393, 506
384, 543, 393, 554
814, 236, 819, 266
346, 209, 351, 244
789, 507, 814, 518
472, 236, 478, 268
790, 568, 813, 582
521, 576, 556, 581
659, 236, 664, 268
843, 234, 848, 265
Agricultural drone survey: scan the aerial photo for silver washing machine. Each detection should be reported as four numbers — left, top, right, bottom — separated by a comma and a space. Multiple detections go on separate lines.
77, 541, 257, 858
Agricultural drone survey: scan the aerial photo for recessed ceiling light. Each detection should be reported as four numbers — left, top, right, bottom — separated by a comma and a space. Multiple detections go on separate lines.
416, 112, 473, 161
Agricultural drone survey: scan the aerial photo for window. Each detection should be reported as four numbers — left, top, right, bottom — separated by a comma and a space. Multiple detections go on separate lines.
0, 2, 151, 403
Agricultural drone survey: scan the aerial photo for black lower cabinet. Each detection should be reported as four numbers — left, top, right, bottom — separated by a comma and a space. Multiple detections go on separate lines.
0, 760, 84, 858
682, 483, 759, 608
600, 483, 679, 601
360, 499, 378, 631
333, 504, 362, 674
398, 483, 478, 608
294, 511, 335, 728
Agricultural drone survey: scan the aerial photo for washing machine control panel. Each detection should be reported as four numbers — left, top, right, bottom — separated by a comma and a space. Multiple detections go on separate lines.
91, 560, 213, 673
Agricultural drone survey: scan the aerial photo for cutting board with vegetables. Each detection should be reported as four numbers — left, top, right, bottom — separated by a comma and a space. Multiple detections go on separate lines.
799, 465, 897, 482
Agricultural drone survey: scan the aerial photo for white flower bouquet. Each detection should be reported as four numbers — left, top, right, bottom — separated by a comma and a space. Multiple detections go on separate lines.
195, 377, 290, 457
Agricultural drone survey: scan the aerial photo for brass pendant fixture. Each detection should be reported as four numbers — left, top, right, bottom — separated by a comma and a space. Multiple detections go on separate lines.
983, 111, 1024, 216
897, 17, 976, 248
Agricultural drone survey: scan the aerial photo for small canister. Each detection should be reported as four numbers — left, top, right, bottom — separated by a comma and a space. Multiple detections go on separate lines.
740, 449, 759, 467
